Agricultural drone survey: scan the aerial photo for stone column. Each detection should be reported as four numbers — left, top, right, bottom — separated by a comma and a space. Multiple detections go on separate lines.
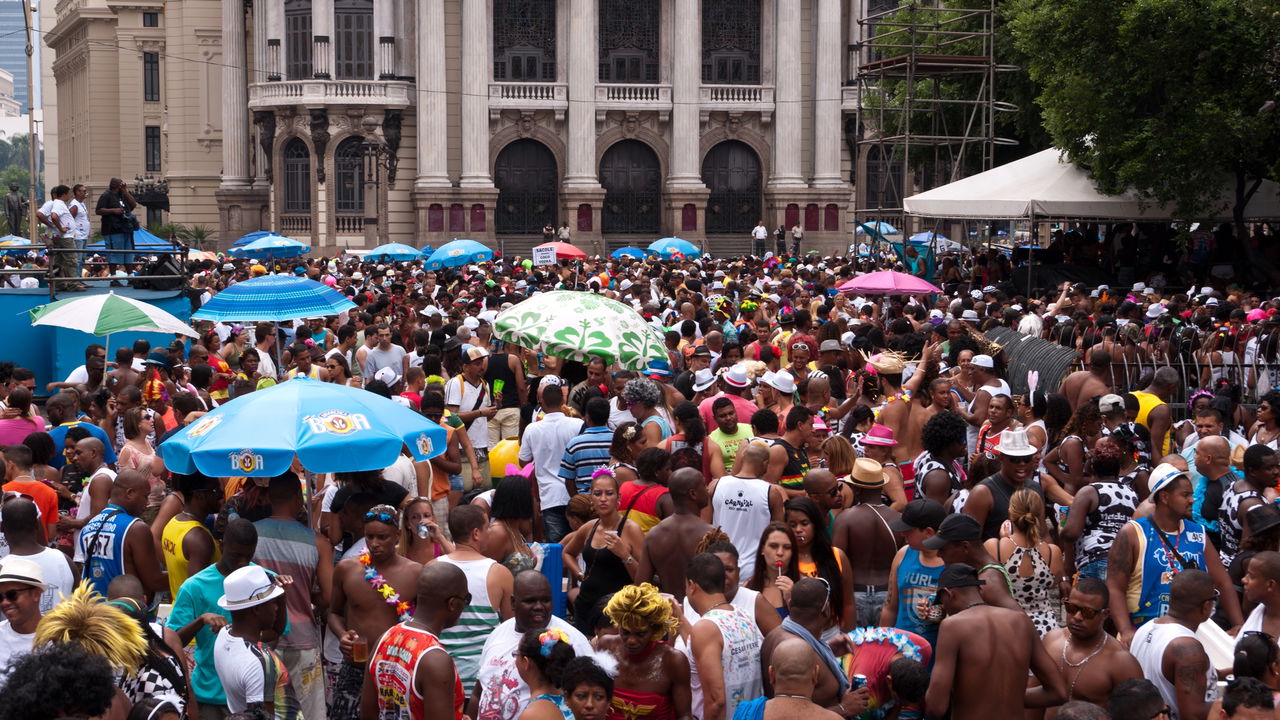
564, 0, 599, 188
375, 0, 396, 79
221, 0, 250, 189
460, 0, 492, 187
312, 0, 333, 78
770, 0, 804, 188
812, 0, 844, 186
668, 0, 702, 186
416, 0, 448, 187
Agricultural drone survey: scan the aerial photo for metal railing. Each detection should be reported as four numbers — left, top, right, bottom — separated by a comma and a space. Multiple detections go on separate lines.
15, 241, 190, 299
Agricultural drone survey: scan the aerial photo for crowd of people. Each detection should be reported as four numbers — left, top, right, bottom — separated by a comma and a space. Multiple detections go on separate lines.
2, 243, 1280, 720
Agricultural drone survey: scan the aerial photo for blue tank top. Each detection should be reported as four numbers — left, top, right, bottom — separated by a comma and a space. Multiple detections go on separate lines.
1130, 516, 1208, 626
641, 414, 672, 441
894, 548, 944, 648
79, 503, 140, 597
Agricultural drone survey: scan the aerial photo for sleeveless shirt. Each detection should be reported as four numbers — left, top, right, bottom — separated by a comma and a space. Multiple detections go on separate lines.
437, 556, 501, 692
1126, 516, 1208, 626
711, 476, 772, 584
369, 622, 463, 720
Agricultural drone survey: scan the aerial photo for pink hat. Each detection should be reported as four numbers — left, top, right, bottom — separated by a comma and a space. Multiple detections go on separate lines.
813, 416, 830, 434
1248, 308, 1268, 322
862, 424, 898, 446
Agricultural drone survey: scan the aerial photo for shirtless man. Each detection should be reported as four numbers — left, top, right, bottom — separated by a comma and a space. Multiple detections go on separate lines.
759, 578, 869, 717
636, 468, 714, 599
1060, 350, 1114, 411
832, 459, 903, 627
596, 583, 693, 720
901, 377, 955, 468
329, 504, 424, 718
760, 638, 846, 720
104, 348, 139, 394
1041, 579, 1142, 716
924, 513, 1023, 612
925, 563, 1066, 720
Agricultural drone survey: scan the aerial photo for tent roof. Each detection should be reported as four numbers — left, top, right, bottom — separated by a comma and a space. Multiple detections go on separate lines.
904, 148, 1280, 221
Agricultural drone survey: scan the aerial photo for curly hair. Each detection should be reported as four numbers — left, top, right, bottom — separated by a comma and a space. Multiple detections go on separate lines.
622, 377, 663, 408
0, 642, 117, 720
603, 583, 679, 640
34, 582, 148, 674
694, 527, 732, 554
1062, 401, 1102, 441
921, 411, 968, 456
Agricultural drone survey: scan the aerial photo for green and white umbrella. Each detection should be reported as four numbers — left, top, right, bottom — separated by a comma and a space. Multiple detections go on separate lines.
493, 291, 666, 371
30, 292, 199, 357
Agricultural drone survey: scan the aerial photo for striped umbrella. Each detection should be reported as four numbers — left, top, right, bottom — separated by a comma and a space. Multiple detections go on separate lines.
30, 291, 199, 360
191, 275, 355, 323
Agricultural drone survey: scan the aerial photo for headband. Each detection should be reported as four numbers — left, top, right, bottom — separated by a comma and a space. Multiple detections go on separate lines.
539, 628, 569, 657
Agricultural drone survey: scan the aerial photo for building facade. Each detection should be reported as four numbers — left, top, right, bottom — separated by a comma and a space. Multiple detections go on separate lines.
224, 0, 858, 255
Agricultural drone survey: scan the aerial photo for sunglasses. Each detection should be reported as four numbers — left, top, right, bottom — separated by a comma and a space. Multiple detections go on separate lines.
448, 592, 472, 606
365, 511, 396, 525
1062, 601, 1105, 620
424, 413, 443, 421
809, 485, 842, 499
0, 588, 32, 603
1004, 454, 1036, 464
792, 343, 810, 351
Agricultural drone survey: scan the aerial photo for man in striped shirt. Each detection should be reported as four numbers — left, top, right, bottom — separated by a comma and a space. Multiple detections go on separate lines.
558, 398, 615, 497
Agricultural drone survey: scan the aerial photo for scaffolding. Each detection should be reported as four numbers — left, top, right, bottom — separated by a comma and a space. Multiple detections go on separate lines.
851, 0, 1017, 237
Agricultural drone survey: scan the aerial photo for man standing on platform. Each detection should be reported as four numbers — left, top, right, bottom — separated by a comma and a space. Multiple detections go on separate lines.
95, 178, 137, 275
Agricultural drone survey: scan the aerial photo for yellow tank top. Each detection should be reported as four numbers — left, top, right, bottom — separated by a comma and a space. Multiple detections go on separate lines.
162, 517, 221, 599
1132, 391, 1170, 456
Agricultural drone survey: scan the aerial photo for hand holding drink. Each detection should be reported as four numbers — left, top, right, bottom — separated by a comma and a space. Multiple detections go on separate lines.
493, 379, 505, 405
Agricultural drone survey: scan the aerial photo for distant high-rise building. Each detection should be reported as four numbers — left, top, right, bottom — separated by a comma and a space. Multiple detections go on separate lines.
0, 1, 27, 111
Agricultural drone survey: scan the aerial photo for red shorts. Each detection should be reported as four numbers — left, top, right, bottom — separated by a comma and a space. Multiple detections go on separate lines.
898, 461, 917, 502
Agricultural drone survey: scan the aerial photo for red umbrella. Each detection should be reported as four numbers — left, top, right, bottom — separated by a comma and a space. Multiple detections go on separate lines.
533, 241, 586, 260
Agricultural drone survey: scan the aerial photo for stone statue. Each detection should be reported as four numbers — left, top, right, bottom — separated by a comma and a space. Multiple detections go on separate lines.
3, 184, 25, 236
253, 111, 277, 183
309, 109, 330, 183
382, 109, 403, 187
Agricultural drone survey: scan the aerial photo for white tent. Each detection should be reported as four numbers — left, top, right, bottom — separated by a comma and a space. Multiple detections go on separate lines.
904, 148, 1280, 221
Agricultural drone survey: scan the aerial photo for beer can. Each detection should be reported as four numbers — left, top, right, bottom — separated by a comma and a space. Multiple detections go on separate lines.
851, 674, 867, 690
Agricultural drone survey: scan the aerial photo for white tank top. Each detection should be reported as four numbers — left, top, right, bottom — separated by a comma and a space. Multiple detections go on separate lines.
437, 555, 500, 692
1131, 620, 1219, 718
711, 476, 772, 584
680, 588, 762, 720
703, 606, 764, 720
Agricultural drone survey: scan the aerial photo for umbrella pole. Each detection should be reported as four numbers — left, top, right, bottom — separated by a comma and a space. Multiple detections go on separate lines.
274, 321, 283, 380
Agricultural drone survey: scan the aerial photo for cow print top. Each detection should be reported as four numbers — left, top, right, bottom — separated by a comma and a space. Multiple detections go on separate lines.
1078, 479, 1139, 568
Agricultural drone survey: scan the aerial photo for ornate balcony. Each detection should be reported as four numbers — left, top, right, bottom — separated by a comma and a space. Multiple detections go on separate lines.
595, 84, 673, 122
699, 85, 776, 123
488, 83, 569, 121
248, 80, 415, 110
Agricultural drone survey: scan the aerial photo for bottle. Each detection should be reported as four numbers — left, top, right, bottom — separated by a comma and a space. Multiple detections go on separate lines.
416, 522, 431, 540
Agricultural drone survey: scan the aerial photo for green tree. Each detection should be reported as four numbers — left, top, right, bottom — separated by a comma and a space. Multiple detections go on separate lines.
1008, 0, 1280, 281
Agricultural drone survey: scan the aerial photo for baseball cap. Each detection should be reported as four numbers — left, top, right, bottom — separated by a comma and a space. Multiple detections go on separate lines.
373, 366, 401, 387
890, 498, 947, 533
971, 354, 994, 369
463, 346, 490, 363
217, 565, 284, 610
1098, 394, 1125, 414
934, 563, 986, 603
922, 513, 982, 550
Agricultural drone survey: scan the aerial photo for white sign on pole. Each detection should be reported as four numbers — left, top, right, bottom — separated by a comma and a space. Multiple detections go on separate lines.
532, 245, 557, 267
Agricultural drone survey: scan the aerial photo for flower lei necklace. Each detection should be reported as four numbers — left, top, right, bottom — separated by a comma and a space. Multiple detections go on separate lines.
360, 549, 414, 622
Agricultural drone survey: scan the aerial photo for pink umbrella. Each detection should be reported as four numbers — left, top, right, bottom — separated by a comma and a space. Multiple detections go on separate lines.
533, 241, 586, 260
838, 270, 941, 295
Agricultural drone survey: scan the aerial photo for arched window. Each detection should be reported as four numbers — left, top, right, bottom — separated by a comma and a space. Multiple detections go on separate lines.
334, 0, 373, 80
334, 137, 365, 217
282, 138, 311, 214
285, 0, 313, 80
493, 0, 556, 82
598, 0, 658, 83
702, 0, 760, 85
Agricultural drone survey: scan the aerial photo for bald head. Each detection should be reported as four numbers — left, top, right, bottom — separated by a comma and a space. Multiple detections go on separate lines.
1198, 435, 1229, 463
1168, 569, 1215, 613
418, 560, 467, 607
0, 498, 38, 536
106, 574, 145, 603
669, 468, 704, 501
739, 443, 769, 473
1089, 349, 1111, 369
110, 469, 151, 515
76, 437, 105, 461
112, 468, 150, 495
513, 569, 551, 599
790, 577, 830, 614
770, 637, 820, 686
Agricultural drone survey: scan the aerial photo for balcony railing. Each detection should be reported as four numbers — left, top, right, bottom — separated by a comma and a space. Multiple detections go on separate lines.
248, 80, 415, 109
595, 84, 673, 121
488, 82, 569, 120
699, 85, 776, 123
335, 215, 364, 234
280, 214, 311, 234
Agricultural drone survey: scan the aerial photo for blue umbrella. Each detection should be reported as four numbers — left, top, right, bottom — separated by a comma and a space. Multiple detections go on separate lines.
0, 235, 31, 257
855, 221, 899, 236
366, 242, 423, 262
610, 246, 647, 259
191, 274, 355, 323
231, 230, 273, 248
909, 231, 951, 244
423, 239, 494, 270
159, 377, 447, 476
647, 237, 702, 259
230, 234, 310, 259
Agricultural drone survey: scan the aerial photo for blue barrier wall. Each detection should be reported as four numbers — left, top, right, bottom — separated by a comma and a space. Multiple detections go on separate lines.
0, 288, 193, 389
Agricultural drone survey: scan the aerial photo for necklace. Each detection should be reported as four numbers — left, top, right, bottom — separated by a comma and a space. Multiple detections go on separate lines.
1061, 633, 1108, 700
709, 600, 734, 612
774, 694, 811, 701
959, 601, 984, 612
359, 549, 414, 622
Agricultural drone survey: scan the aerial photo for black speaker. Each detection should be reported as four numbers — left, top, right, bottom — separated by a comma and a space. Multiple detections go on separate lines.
134, 255, 184, 291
